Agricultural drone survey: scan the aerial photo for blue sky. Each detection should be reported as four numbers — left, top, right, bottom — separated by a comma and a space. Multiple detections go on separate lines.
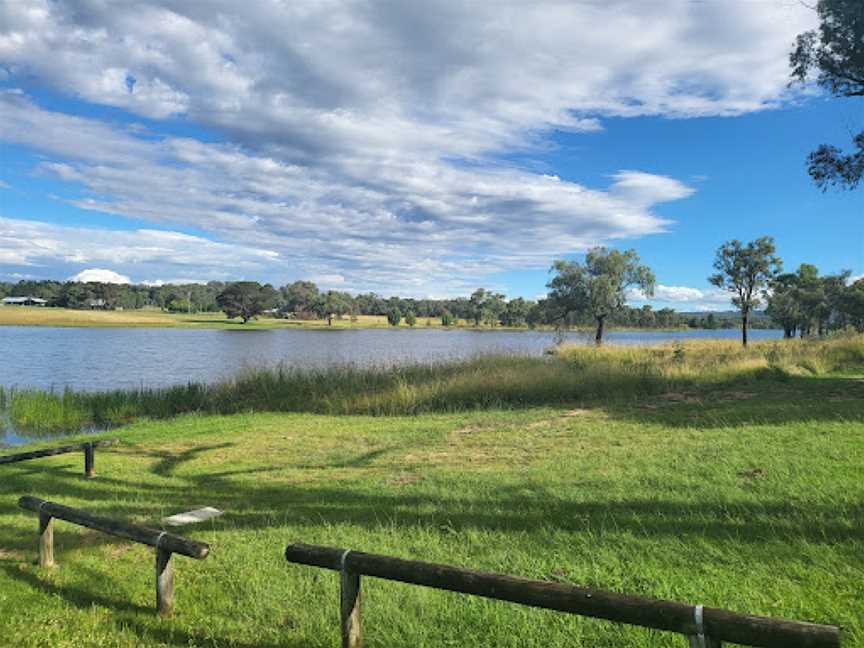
0, 1, 860, 310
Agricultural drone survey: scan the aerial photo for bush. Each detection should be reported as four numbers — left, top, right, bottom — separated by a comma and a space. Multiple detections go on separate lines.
405, 310, 417, 327
387, 308, 402, 326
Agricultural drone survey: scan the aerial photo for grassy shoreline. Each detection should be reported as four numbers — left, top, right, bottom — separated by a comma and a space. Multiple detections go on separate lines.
5, 335, 862, 435
0, 305, 728, 332
1, 344, 862, 646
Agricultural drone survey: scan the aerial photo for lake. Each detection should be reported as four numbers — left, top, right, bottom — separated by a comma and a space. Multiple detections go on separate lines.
0, 326, 783, 392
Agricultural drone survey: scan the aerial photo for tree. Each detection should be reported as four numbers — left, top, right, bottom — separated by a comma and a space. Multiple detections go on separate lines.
405, 310, 417, 327
386, 307, 402, 326
440, 309, 455, 327
216, 282, 277, 323
790, 0, 864, 190
766, 272, 803, 338
840, 277, 864, 330
501, 297, 530, 327
709, 237, 781, 346
469, 289, 487, 326
315, 290, 352, 326
281, 280, 319, 318
547, 247, 655, 344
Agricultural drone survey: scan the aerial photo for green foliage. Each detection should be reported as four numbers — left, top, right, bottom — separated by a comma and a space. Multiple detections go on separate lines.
386, 307, 402, 326
404, 310, 417, 327
709, 237, 781, 346
441, 309, 455, 326
547, 247, 655, 343
216, 282, 278, 323
790, 0, 864, 190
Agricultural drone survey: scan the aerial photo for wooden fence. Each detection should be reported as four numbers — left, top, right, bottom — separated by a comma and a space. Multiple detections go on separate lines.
19, 496, 209, 616
0, 439, 118, 478
284, 543, 841, 648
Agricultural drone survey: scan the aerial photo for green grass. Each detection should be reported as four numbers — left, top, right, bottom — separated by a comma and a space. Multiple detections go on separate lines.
0, 378, 862, 646
7, 335, 864, 434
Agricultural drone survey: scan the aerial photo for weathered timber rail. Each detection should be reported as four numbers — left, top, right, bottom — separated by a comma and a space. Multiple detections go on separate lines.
19, 496, 209, 615
0, 439, 118, 478
284, 543, 841, 648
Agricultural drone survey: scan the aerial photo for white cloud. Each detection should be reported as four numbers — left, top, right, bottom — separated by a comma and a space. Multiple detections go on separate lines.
628, 284, 732, 311
0, 216, 285, 283
69, 268, 131, 284
0, 1, 818, 294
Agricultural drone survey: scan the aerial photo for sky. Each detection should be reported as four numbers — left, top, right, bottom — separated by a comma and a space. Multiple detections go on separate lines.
0, 0, 861, 311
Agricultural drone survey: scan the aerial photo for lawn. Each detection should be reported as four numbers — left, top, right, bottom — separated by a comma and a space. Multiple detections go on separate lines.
0, 355, 862, 646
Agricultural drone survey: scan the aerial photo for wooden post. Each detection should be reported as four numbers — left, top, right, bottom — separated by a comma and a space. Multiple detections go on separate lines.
340, 570, 362, 648
84, 443, 95, 478
155, 548, 174, 616
38, 512, 54, 568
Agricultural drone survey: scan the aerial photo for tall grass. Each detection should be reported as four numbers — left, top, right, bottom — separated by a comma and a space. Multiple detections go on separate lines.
5, 334, 863, 433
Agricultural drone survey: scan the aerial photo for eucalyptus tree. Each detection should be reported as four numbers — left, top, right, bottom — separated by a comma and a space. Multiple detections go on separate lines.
547, 247, 655, 344
790, 0, 864, 190
216, 282, 278, 323
709, 237, 782, 346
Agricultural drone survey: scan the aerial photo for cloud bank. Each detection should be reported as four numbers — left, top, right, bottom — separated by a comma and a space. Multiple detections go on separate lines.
0, 0, 816, 295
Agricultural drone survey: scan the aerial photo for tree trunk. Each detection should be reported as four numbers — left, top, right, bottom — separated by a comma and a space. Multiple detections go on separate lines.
328, 314, 333, 326
741, 311, 749, 347
595, 316, 605, 345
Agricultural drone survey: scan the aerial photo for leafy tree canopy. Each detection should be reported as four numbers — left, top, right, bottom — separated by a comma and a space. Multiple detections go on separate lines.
790, 0, 864, 190
709, 237, 782, 346
547, 247, 655, 344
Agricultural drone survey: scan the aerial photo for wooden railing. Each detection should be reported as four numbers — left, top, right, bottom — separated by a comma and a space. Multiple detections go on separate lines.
284, 543, 841, 648
19, 496, 210, 616
1, 439, 118, 478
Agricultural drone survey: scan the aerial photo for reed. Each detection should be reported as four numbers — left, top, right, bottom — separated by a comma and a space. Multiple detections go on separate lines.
5, 334, 863, 433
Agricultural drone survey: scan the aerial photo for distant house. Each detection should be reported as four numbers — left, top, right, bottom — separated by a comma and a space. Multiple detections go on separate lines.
86, 298, 108, 309
1, 296, 47, 307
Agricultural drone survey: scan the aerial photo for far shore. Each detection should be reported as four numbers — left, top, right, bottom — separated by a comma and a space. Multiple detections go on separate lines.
0, 305, 729, 332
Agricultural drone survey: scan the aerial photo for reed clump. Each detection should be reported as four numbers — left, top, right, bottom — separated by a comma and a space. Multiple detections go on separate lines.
5, 334, 862, 433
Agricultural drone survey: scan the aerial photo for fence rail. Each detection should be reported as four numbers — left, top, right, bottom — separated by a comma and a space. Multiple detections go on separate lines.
19, 496, 209, 615
0, 439, 118, 477
284, 543, 841, 648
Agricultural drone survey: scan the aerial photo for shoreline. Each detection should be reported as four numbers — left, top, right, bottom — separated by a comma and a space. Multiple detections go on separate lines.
0, 306, 769, 333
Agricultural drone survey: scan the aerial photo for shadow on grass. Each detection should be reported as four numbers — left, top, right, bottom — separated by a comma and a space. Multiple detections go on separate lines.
3, 463, 861, 551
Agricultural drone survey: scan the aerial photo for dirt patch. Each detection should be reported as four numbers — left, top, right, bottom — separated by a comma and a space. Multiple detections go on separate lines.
389, 473, 422, 487
658, 392, 701, 403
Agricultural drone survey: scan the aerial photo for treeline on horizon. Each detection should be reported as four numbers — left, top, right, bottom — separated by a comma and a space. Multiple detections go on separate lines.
0, 276, 798, 331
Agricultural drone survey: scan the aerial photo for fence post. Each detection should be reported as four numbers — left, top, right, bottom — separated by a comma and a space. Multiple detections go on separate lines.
340, 552, 362, 648
84, 443, 95, 478
687, 605, 721, 648
38, 511, 54, 568
155, 547, 174, 616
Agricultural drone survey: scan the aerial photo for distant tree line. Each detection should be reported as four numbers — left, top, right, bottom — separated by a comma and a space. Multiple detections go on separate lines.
2, 258, 861, 338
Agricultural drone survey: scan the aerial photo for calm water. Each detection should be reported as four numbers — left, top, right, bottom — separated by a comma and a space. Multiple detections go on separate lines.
0, 325, 783, 446
0, 326, 782, 392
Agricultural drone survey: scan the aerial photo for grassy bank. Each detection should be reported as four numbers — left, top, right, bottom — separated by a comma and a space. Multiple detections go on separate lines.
1, 368, 862, 646
6, 335, 864, 434
0, 306, 437, 329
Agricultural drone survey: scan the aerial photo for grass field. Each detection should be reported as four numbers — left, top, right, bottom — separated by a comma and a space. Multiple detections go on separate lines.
0, 337, 862, 646
0, 306, 440, 329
